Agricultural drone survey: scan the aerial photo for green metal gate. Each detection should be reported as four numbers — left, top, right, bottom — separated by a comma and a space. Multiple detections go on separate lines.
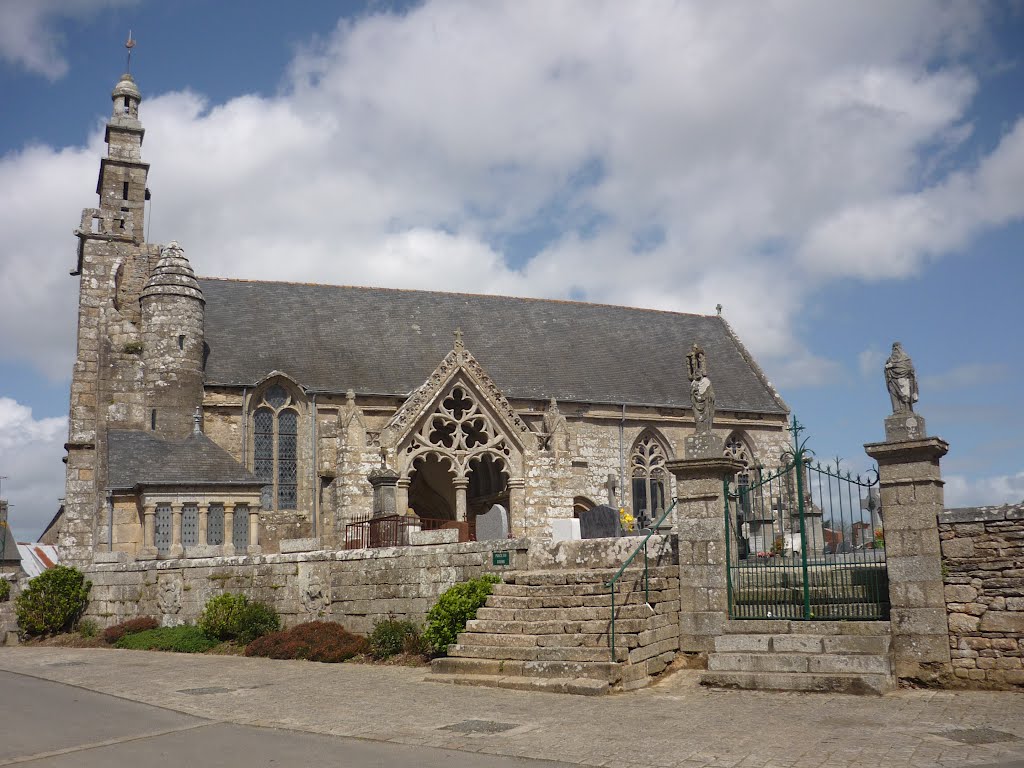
725, 418, 889, 620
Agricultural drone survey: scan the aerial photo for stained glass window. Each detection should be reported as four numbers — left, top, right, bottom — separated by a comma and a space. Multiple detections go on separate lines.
630, 433, 669, 527
252, 385, 300, 512
154, 504, 172, 555
207, 503, 225, 545
232, 504, 250, 551
182, 504, 199, 548
278, 409, 298, 508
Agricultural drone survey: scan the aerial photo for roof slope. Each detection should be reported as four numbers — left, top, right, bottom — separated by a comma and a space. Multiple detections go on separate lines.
200, 279, 787, 414
107, 431, 259, 490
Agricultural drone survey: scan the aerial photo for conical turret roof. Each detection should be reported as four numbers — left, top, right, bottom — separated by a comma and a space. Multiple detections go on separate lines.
141, 241, 204, 302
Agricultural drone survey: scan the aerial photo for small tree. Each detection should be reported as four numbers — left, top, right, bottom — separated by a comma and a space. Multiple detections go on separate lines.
16, 566, 91, 636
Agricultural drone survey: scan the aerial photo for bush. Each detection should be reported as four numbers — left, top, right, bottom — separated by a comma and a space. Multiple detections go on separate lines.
423, 574, 501, 655
77, 619, 99, 638
199, 593, 280, 644
103, 617, 159, 644
115, 625, 219, 653
0, 578, 10, 602
15, 566, 92, 636
245, 621, 368, 663
369, 617, 424, 659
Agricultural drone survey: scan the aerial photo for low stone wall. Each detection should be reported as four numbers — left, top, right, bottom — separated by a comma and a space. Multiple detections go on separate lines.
940, 503, 1024, 688
82, 536, 675, 636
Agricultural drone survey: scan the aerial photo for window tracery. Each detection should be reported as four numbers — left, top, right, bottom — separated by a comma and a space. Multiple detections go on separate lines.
403, 384, 512, 479
252, 383, 300, 510
630, 432, 669, 524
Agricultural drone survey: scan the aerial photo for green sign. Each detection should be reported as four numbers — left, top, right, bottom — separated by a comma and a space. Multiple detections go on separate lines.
492, 550, 510, 566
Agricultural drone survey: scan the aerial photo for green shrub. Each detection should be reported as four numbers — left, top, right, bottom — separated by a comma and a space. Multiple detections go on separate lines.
0, 578, 10, 602
198, 593, 280, 643
423, 574, 500, 655
245, 621, 368, 662
15, 566, 92, 636
369, 617, 423, 659
77, 619, 99, 638
114, 625, 218, 653
103, 617, 159, 644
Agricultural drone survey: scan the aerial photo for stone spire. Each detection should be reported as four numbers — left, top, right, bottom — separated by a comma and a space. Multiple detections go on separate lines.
98, 70, 150, 238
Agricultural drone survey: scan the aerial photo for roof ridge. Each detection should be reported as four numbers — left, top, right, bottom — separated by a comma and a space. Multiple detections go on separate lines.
196, 275, 718, 320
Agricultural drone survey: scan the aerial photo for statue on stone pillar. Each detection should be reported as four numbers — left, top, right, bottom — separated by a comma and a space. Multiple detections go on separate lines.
884, 342, 918, 414
686, 344, 715, 434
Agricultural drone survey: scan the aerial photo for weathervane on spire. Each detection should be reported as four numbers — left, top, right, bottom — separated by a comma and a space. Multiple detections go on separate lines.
125, 30, 136, 74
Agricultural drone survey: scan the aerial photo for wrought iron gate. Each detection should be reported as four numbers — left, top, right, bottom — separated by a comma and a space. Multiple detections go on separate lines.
725, 418, 889, 620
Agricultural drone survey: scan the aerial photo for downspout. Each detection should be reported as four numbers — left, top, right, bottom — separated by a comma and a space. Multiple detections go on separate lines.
618, 403, 626, 508
311, 393, 318, 539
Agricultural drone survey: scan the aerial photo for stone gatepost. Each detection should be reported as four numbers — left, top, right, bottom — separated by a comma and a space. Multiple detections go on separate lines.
864, 436, 952, 684
368, 465, 400, 518
667, 455, 745, 655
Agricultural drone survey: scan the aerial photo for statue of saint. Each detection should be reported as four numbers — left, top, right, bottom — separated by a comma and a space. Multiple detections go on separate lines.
541, 397, 568, 450
884, 342, 918, 414
686, 344, 715, 434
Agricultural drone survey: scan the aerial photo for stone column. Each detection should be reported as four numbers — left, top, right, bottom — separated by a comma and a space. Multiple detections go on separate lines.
865, 436, 952, 684
140, 503, 158, 559
368, 466, 400, 517
222, 503, 236, 556
507, 478, 526, 537
453, 477, 469, 523
396, 478, 411, 516
198, 502, 209, 546
667, 456, 745, 655
169, 502, 184, 558
248, 504, 262, 555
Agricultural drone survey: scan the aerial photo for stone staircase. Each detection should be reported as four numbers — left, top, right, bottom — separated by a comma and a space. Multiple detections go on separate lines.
700, 620, 895, 694
429, 565, 680, 695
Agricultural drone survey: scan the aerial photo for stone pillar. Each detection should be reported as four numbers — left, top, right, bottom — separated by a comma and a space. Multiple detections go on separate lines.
396, 478, 411, 516
507, 478, 526, 537
667, 456, 745, 655
198, 502, 209, 545
140, 503, 157, 559
454, 477, 469, 523
368, 466, 400, 518
248, 505, 262, 555
222, 503, 236, 556
864, 436, 952, 684
169, 502, 184, 557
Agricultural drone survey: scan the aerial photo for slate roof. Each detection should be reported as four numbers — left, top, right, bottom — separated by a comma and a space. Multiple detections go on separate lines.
107, 430, 259, 490
200, 279, 788, 415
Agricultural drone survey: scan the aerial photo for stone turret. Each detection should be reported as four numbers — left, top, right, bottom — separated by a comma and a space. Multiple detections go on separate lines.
141, 242, 205, 438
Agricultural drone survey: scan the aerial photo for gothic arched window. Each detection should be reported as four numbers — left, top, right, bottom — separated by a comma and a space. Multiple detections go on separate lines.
630, 432, 669, 525
253, 384, 299, 510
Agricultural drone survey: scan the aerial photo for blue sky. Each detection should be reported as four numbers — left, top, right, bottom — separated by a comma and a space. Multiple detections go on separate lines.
0, 1, 1022, 542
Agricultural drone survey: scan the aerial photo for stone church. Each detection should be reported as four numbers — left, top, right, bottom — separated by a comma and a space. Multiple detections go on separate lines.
58, 72, 791, 566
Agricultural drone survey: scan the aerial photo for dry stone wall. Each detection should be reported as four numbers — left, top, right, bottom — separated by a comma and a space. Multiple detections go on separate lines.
940, 503, 1024, 688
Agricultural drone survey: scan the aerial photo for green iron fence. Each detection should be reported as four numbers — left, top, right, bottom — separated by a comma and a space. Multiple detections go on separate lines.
725, 418, 889, 621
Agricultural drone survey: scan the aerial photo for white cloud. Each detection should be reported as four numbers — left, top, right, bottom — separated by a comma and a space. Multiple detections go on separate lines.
945, 471, 1024, 509
0, 0, 137, 80
922, 362, 1009, 391
0, 398, 66, 542
858, 346, 885, 380
0, 1, 1019, 390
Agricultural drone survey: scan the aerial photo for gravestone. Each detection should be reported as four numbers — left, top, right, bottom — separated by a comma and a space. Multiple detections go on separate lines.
551, 518, 581, 542
476, 504, 510, 541
579, 504, 621, 539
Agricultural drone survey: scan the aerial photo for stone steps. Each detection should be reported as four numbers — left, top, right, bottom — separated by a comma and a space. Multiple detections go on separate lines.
700, 624, 895, 695
429, 565, 680, 694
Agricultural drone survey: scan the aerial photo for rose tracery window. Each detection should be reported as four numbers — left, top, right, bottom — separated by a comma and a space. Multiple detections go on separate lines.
253, 384, 299, 510
630, 432, 668, 524
404, 385, 512, 476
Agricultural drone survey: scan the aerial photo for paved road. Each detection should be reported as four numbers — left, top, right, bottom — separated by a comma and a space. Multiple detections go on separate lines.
0, 670, 572, 768
2, 648, 1024, 768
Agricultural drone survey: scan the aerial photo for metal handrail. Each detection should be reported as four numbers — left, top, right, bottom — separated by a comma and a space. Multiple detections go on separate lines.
604, 499, 678, 660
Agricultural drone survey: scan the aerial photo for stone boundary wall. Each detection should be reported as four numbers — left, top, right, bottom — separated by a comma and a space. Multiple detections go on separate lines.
939, 503, 1024, 688
82, 536, 676, 636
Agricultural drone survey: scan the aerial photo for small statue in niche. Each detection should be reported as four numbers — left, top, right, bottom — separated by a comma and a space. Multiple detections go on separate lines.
541, 396, 568, 451
686, 344, 715, 434
884, 342, 918, 414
